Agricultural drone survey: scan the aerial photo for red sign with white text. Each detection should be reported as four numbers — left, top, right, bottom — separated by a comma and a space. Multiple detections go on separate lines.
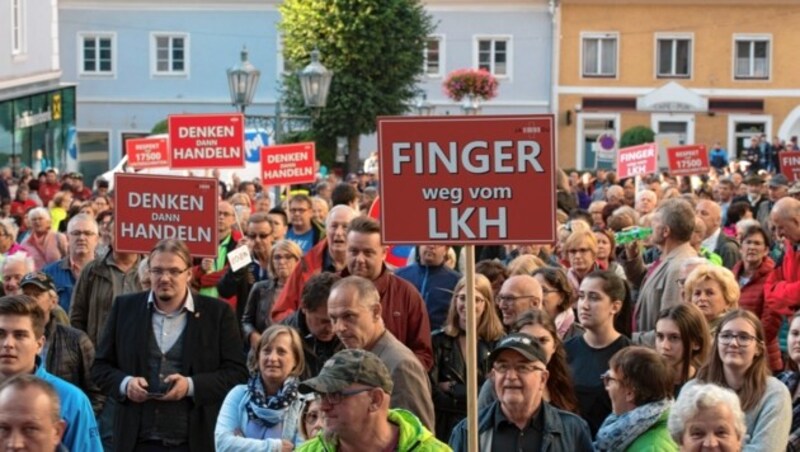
781, 151, 800, 182
378, 115, 556, 245
168, 113, 245, 169
114, 174, 218, 257
667, 144, 709, 176
617, 143, 658, 179
260, 142, 316, 185
126, 137, 170, 169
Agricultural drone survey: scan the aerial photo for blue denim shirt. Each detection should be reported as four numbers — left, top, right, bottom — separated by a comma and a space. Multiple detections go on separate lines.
43, 257, 76, 312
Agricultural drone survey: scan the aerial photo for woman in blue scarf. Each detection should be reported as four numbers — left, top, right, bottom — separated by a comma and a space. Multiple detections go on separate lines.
215, 324, 306, 451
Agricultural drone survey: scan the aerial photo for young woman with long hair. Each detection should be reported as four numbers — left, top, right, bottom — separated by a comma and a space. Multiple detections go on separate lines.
654, 304, 710, 396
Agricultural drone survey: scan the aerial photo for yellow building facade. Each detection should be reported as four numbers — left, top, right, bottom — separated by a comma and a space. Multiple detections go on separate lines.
557, 0, 800, 170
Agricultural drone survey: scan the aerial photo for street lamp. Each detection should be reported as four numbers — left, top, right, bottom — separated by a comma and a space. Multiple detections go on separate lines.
298, 48, 333, 109
413, 92, 435, 116
227, 46, 261, 113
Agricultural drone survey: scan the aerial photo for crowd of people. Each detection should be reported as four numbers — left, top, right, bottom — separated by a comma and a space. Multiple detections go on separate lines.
0, 156, 800, 451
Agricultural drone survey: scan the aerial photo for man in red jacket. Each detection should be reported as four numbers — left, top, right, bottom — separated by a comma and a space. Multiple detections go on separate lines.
764, 197, 800, 354
339, 216, 433, 370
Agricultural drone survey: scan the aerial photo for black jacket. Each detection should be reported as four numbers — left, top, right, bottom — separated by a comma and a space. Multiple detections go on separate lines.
91, 292, 248, 452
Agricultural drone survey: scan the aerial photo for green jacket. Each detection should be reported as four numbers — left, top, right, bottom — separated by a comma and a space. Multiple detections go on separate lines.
626, 411, 678, 452
297, 408, 451, 452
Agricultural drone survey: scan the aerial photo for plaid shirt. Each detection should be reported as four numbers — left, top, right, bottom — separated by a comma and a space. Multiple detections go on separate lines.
45, 318, 106, 414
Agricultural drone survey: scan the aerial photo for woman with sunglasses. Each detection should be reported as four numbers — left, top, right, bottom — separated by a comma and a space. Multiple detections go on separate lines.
685, 309, 791, 451
566, 270, 632, 437
654, 304, 710, 396
430, 274, 505, 442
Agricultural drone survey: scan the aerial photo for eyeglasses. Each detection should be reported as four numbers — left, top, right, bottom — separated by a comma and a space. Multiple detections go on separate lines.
492, 362, 546, 375
247, 233, 272, 240
272, 253, 298, 261
567, 248, 593, 255
150, 267, 189, 278
289, 208, 308, 214
718, 331, 758, 346
319, 387, 373, 405
455, 294, 487, 304
496, 294, 541, 306
69, 230, 96, 237
600, 370, 621, 386
219, 212, 234, 217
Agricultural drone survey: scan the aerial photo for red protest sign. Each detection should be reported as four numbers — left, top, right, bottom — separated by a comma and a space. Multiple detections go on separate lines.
261, 142, 316, 185
781, 151, 800, 182
168, 113, 245, 169
667, 144, 709, 176
126, 137, 170, 169
114, 174, 218, 257
378, 115, 556, 245
616, 143, 658, 179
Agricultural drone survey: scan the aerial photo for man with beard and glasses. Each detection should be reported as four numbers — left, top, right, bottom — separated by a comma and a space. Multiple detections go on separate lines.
92, 239, 247, 452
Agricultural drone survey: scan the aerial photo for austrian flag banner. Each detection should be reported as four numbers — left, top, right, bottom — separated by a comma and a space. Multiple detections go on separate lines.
616, 143, 658, 179
168, 113, 245, 169
114, 174, 218, 257
261, 142, 316, 185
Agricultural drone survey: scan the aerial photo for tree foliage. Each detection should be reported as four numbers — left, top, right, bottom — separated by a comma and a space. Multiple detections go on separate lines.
620, 125, 656, 147
279, 0, 434, 173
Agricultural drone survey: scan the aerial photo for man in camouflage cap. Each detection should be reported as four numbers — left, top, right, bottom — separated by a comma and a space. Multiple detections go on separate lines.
297, 349, 450, 451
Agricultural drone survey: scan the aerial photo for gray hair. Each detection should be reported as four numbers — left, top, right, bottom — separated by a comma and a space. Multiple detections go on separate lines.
736, 218, 761, 236
668, 383, 746, 446
655, 198, 695, 242
26, 207, 50, 223
331, 275, 380, 309
3, 253, 35, 274
325, 205, 357, 226
67, 213, 99, 235
0, 218, 19, 242
613, 205, 640, 225
635, 189, 657, 203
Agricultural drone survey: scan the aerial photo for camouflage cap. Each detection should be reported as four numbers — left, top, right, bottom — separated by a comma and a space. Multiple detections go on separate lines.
19, 272, 56, 293
298, 349, 393, 395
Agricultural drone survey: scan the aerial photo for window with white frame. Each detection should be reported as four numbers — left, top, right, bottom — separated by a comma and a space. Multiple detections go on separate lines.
734, 36, 770, 79
80, 34, 114, 75
582, 33, 617, 77
152, 34, 188, 75
657, 36, 691, 78
424, 36, 443, 76
11, 0, 24, 55
476, 37, 509, 77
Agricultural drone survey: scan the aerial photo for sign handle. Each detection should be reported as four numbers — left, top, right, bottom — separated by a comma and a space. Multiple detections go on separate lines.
464, 245, 478, 452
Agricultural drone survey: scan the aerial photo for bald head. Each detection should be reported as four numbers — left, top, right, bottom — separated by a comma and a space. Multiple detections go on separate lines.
771, 197, 800, 243
496, 275, 543, 326
695, 200, 722, 239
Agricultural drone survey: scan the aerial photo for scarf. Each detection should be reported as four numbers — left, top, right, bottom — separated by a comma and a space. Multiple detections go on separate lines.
594, 399, 672, 452
244, 374, 299, 433
555, 309, 575, 339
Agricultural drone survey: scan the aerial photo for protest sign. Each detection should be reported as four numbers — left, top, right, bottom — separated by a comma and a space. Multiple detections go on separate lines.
168, 113, 245, 169
378, 115, 556, 244
126, 137, 170, 169
667, 144, 709, 176
114, 174, 218, 256
781, 151, 800, 182
617, 143, 658, 179
261, 142, 316, 185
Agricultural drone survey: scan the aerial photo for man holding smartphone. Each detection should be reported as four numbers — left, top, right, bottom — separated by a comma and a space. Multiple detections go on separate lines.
92, 239, 248, 452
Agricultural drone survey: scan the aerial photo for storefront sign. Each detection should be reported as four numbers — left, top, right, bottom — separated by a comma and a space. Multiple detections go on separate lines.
378, 115, 556, 244
617, 143, 658, 179
260, 142, 316, 185
667, 144, 709, 176
15, 110, 52, 129
168, 113, 245, 169
115, 174, 218, 256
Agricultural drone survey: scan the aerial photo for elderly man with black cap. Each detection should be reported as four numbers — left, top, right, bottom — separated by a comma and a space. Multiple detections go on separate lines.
296, 349, 448, 451
449, 333, 592, 451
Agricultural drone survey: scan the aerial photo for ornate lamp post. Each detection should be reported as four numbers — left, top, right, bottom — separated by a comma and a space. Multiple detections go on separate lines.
298, 48, 333, 110
227, 46, 261, 114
